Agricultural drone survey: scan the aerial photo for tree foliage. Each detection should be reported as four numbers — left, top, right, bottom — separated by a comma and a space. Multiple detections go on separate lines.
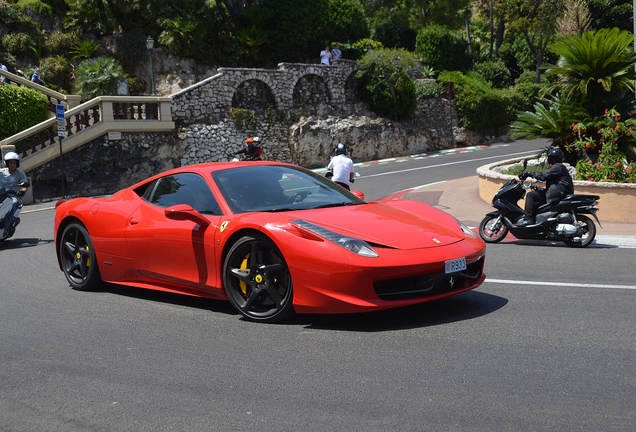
261, 0, 369, 62
543, 27, 636, 117
416, 25, 472, 72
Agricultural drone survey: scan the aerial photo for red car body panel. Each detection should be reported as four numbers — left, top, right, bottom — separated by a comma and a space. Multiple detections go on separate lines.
54, 162, 486, 315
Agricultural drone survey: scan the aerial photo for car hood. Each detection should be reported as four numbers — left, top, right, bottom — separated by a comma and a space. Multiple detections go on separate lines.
291, 201, 465, 250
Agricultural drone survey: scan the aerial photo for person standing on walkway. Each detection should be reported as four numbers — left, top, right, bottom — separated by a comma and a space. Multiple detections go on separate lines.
320, 46, 332, 65
31, 68, 41, 84
327, 143, 355, 190
0, 61, 8, 84
332, 43, 342, 61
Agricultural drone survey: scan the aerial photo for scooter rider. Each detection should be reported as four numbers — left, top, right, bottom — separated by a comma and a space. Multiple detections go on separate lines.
517, 148, 574, 226
1, 152, 28, 238
327, 143, 355, 190
234, 137, 262, 161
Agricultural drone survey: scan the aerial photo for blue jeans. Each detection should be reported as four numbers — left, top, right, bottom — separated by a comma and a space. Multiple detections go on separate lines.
3, 197, 19, 229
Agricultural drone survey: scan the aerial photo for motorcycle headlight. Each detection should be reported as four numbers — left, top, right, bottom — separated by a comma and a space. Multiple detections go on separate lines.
291, 220, 379, 257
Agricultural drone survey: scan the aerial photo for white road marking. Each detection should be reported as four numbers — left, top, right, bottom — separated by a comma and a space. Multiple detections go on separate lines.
362, 149, 540, 178
486, 278, 636, 290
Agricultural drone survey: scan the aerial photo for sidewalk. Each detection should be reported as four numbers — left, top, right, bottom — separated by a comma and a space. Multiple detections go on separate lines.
399, 175, 636, 237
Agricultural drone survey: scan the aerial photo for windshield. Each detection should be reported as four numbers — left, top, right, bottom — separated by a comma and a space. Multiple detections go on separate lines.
211, 165, 365, 214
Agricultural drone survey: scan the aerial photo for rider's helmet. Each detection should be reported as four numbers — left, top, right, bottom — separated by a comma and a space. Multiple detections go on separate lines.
335, 143, 347, 155
4, 151, 20, 168
253, 137, 261, 147
246, 138, 254, 147
547, 147, 564, 165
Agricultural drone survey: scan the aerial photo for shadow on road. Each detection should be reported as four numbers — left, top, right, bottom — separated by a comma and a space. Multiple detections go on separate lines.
0, 238, 54, 249
295, 290, 508, 332
91, 283, 507, 330
100, 283, 237, 316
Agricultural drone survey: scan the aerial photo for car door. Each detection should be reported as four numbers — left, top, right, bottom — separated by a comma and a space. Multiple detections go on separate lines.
125, 172, 223, 291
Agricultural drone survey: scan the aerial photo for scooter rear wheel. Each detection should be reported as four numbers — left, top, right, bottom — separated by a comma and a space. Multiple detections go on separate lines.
479, 215, 509, 243
562, 215, 596, 248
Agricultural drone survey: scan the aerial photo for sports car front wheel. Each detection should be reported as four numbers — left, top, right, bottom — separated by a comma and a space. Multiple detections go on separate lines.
223, 234, 294, 323
59, 222, 102, 291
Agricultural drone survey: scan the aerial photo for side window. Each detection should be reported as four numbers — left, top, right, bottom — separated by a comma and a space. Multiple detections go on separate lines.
148, 173, 221, 215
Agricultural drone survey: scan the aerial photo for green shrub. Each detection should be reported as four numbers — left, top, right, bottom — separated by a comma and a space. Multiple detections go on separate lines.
40, 54, 72, 86
0, 2, 35, 33
2, 32, 34, 55
17, 0, 52, 17
416, 25, 472, 72
69, 38, 101, 60
0, 84, 49, 141
473, 60, 512, 89
44, 30, 79, 55
114, 30, 147, 72
357, 48, 418, 120
415, 80, 444, 99
439, 70, 517, 130
72, 56, 127, 100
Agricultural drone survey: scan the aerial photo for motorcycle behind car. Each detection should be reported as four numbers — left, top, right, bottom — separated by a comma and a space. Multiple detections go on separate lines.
0, 181, 29, 242
478, 161, 600, 248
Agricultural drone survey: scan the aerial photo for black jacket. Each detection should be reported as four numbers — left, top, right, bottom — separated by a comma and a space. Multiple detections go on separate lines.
530, 163, 574, 203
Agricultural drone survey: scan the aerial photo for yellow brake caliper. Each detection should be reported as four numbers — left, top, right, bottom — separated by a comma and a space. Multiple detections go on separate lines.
78, 246, 90, 267
239, 253, 250, 297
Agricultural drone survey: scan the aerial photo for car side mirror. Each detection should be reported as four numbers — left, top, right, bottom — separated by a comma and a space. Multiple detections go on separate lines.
351, 190, 365, 200
165, 204, 210, 227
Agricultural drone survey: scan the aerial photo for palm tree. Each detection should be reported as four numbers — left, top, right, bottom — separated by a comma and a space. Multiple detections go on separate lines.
543, 27, 636, 117
72, 57, 127, 100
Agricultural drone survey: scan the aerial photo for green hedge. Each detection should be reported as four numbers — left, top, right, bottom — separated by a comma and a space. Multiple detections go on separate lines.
0, 85, 49, 141
438, 71, 522, 130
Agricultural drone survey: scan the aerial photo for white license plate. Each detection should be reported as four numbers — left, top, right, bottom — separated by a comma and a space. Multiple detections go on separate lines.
445, 257, 467, 274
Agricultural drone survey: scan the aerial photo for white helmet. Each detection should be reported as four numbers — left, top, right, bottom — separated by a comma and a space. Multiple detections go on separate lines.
253, 137, 261, 147
4, 151, 20, 168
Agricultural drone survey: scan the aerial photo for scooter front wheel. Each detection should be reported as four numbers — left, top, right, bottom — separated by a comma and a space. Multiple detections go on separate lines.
479, 215, 508, 243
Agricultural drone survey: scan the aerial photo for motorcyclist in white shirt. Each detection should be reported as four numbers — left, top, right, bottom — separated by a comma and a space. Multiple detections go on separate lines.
327, 143, 355, 190
1, 152, 28, 238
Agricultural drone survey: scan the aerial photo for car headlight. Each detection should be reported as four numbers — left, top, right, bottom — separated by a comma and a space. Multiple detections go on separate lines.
290, 220, 379, 257
456, 218, 478, 239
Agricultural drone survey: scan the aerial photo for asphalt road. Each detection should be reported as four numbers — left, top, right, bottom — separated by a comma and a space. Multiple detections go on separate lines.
1, 139, 634, 431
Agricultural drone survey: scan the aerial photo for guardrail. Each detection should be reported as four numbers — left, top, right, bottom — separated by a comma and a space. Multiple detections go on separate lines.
0, 96, 175, 173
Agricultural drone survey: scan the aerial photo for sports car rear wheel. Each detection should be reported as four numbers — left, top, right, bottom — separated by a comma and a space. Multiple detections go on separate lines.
59, 222, 102, 291
223, 234, 293, 323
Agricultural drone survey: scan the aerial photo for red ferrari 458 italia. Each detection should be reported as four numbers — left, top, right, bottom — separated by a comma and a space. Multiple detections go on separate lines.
54, 162, 486, 322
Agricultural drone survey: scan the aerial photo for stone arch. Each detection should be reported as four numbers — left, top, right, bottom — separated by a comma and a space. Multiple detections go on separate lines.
292, 74, 331, 108
344, 71, 360, 104
231, 79, 277, 113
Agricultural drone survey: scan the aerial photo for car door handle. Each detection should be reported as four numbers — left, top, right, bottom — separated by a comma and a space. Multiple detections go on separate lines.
129, 218, 139, 225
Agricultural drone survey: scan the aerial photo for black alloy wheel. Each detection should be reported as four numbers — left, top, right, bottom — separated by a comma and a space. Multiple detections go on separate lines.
59, 222, 101, 290
223, 234, 294, 323
479, 215, 509, 243
562, 215, 596, 248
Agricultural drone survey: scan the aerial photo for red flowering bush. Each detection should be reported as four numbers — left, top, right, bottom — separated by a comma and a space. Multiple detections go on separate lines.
571, 108, 636, 183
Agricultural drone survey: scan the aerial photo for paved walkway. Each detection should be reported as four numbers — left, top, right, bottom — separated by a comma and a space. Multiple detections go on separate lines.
399, 175, 636, 237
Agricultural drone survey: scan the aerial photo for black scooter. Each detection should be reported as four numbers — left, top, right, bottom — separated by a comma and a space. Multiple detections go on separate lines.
478, 162, 601, 248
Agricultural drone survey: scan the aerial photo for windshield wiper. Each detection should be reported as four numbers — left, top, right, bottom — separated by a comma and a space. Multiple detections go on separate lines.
311, 202, 362, 210
266, 207, 297, 212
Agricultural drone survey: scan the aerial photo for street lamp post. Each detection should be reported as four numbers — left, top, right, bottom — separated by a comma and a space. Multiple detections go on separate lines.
146, 36, 157, 96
